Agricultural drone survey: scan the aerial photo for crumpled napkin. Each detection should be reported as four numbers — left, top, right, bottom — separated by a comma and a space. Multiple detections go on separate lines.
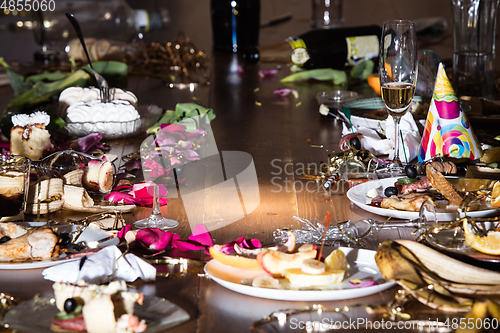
342, 112, 421, 161
42, 246, 156, 284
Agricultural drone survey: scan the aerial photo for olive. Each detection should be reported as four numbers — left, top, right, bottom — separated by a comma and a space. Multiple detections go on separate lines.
384, 186, 398, 197
350, 136, 361, 150
58, 233, 72, 246
405, 165, 417, 178
64, 298, 77, 313
0, 236, 10, 244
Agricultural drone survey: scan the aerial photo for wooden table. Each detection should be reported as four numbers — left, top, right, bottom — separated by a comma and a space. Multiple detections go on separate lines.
0, 1, 498, 332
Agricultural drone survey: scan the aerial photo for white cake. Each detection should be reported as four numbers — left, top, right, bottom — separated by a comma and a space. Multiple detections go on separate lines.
10, 111, 53, 161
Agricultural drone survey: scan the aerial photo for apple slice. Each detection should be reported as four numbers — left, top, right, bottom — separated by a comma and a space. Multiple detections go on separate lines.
209, 245, 262, 270
256, 249, 317, 277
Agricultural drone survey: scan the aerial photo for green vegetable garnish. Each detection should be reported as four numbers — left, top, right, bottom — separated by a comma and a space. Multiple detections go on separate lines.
397, 177, 419, 184
55, 304, 83, 320
280, 68, 347, 85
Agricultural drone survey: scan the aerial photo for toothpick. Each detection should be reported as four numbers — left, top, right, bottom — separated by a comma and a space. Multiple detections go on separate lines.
400, 130, 408, 165
317, 211, 332, 264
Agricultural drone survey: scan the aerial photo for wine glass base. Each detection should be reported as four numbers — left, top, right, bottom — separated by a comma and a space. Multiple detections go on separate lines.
134, 218, 179, 230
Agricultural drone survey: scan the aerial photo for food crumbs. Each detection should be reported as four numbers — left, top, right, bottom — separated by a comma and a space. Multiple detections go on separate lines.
254, 88, 260, 92
255, 101, 262, 106
295, 101, 302, 107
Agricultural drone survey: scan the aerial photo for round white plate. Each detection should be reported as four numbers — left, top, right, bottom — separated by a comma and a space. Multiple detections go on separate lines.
346, 177, 499, 221
205, 247, 395, 301
0, 222, 118, 270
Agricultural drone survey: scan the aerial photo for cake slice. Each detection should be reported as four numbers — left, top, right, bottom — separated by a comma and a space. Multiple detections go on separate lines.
10, 111, 53, 161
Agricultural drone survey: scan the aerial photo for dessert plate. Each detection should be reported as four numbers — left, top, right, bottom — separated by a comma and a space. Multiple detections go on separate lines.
205, 247, 395, 301
0, 222, 118, 269
3, 295, 189, 333
346, 177, 499, 221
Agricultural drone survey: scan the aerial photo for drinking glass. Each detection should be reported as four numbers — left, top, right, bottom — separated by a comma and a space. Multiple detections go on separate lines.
0, 155, 30, 221
134, 184, 179, 230
379, 20, 418, 173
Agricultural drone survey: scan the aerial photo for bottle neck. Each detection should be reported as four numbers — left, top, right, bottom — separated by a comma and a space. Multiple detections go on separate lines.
133, 8, 170, 33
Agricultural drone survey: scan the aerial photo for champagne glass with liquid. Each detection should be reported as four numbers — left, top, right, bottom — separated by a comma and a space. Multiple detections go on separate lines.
379, 20, 418, 174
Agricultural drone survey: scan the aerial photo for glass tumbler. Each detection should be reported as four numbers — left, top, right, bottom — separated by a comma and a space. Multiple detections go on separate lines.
0, 155, 31, 221
451, 0, 500, 100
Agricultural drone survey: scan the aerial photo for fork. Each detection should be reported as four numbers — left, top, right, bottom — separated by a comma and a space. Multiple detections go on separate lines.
65, 12, 110, 103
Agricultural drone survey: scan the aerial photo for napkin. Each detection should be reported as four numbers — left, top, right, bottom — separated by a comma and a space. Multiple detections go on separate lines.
42, 246, 156, 284
418, 63, 482, 162
342, 111, 421, 161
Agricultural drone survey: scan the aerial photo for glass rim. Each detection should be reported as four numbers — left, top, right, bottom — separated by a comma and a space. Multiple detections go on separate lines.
382, 19, 415, 26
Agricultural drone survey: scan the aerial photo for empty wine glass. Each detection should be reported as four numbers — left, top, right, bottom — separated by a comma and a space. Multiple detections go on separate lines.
379, 20, 418, 174
134, 184, 179, 230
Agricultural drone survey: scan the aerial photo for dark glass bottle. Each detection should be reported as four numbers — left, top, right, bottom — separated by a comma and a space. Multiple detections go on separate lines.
211, 0, 261, 53
247, 25, 382, 69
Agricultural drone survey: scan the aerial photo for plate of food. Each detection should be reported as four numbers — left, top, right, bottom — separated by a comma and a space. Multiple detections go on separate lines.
0, 222, 118, 269
205, 247, 395, 301
425, 228, 500, 264
346, 176, 499, 221
3, 282, 189, 333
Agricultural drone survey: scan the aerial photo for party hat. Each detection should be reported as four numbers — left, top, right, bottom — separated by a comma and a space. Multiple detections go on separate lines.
418, 63, 482, 162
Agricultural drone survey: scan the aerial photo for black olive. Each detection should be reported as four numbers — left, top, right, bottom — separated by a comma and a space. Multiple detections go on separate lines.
384, 186, 398, 197
350, 136, 361, 150
65, 243, 83, 252
405, 165, 417, 178
58, 233, 72, 246
0, 236, 10, 244
64, 298, 77, 313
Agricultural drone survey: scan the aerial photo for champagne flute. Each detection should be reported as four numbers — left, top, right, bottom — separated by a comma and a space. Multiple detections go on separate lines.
134, 184, 179, 230
379, 20, 418, 174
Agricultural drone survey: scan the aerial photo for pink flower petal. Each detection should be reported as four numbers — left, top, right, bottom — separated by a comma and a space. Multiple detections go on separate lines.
273, 88, 298, 98
188, 224, 214, 247
349, 279, 378, 289
104, 192, 137, 205
117, 225, 132, 240
259, 69, 278, 77
220, 236, 261, 254
136, 228, 168, 250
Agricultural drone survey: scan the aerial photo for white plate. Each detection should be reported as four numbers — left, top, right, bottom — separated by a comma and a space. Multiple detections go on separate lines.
0, 222, 118, 269
3, 295, 189, 333
346, 177, 500, 221
205, 247, 395, 301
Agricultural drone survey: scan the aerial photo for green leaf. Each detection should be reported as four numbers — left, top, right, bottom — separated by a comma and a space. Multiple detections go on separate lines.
26, 71, 70, 84
280, 68, 347, 85
0, 57, 32, 96
146, 103, 216, 134
4, 69, 90, 113
350, 60, 375, 80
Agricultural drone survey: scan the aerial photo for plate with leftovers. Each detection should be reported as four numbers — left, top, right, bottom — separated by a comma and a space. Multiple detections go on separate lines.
3, 294, 189, 333
425, 228, 500, 264
0, 222, 118, 269
346, 177, 499, 221
205, 247, 395, 301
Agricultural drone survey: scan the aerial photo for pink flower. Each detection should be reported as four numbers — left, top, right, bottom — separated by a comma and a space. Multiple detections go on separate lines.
136, 228, 176, 251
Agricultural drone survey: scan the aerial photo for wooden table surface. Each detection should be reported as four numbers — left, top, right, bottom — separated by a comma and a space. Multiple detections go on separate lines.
0, 1, 498, 332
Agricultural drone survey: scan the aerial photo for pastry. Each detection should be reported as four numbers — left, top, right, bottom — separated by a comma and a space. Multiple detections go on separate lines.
10, 111, 54, 161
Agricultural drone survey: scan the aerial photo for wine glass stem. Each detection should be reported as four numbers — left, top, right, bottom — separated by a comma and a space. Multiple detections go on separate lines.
150, 185, 163, 218
393, 116, 402, 165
